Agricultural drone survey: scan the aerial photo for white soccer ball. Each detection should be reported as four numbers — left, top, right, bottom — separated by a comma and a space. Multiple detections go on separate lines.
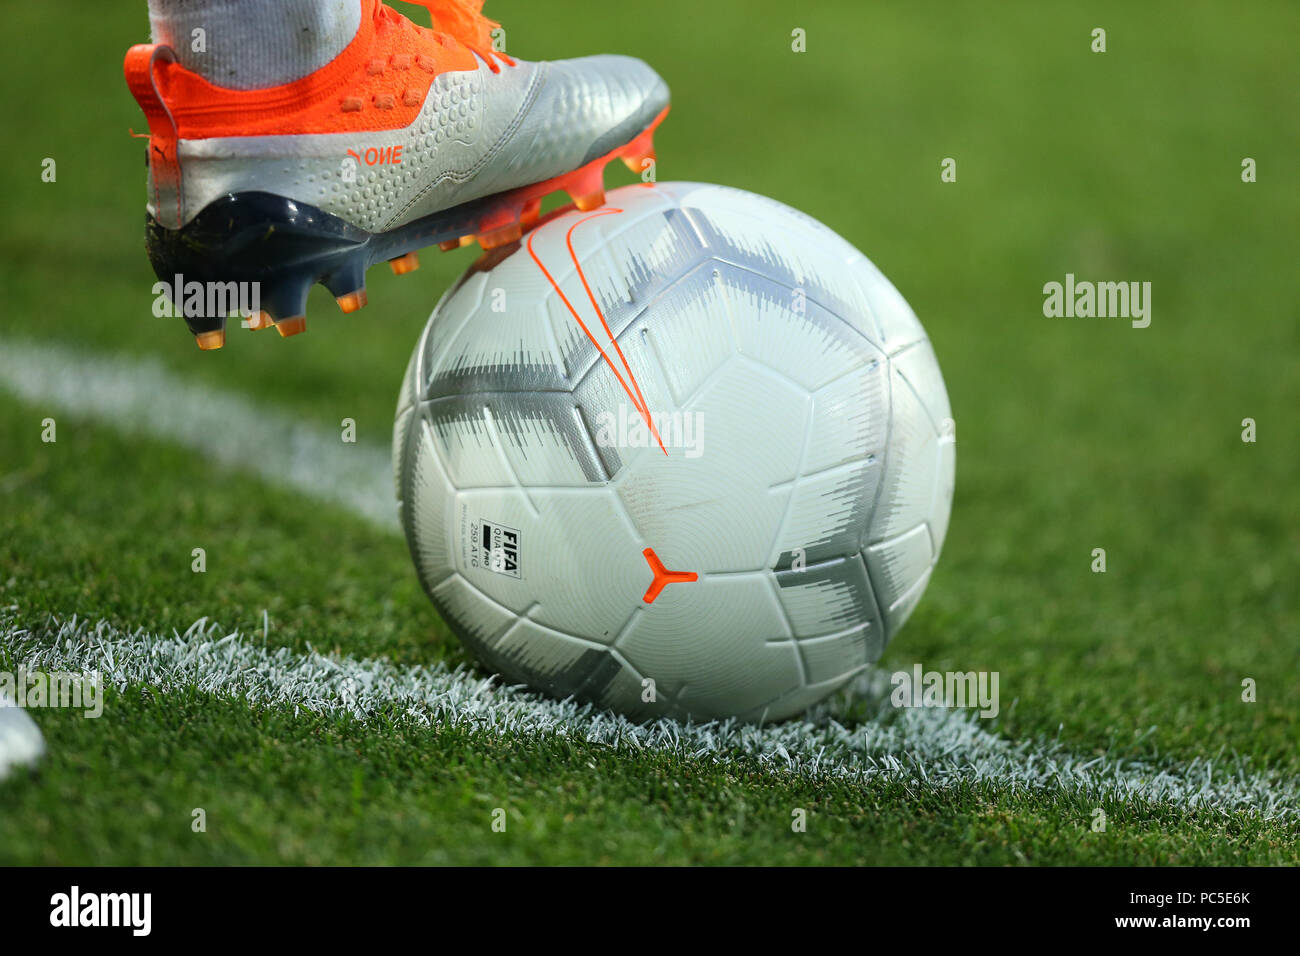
394, 182, 954, 723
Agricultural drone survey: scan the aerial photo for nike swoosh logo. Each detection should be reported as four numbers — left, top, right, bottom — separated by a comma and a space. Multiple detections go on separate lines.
527, 208, 667, 456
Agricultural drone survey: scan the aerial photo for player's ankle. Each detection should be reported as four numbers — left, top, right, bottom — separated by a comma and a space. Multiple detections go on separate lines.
146, 0, 363, 90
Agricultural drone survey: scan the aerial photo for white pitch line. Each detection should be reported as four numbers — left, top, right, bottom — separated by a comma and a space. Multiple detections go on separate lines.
0, 337, 396, 531
4, 609, 1296, 819
0, 338, 1296, 818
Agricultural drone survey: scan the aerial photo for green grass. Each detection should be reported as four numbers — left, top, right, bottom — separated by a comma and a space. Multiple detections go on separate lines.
1, 0, 1298, 864
4, 682, 1294, 866
0, 399, 453, 668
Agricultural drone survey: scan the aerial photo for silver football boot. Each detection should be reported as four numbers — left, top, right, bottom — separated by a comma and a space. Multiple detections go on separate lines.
124, 0, 670, 346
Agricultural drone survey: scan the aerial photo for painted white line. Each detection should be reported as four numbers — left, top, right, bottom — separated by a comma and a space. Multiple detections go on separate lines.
0, 337, 396, 530
5, 610, 1295, 818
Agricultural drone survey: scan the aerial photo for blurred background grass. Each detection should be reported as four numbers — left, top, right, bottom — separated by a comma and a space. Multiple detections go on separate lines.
1, 0, 1297, 775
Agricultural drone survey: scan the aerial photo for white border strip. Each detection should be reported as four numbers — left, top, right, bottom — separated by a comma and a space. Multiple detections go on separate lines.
5, 610, 1295, 818
0, 338, 396, 530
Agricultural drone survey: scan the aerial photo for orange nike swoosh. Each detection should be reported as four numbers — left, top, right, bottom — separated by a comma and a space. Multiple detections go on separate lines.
527, 209, 667, 456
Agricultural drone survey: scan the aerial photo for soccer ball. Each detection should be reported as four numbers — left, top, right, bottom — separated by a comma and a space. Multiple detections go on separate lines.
394, 182, 954, 723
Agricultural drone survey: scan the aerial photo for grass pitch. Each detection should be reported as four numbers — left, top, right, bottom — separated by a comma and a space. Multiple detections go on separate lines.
0, 0, 1297, 865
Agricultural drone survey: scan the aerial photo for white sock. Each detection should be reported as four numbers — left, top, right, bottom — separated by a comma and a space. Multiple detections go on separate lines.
147, 0, 363, 90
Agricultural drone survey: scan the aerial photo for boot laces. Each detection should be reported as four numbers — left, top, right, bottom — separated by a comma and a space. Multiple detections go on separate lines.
397, 0, 516, 72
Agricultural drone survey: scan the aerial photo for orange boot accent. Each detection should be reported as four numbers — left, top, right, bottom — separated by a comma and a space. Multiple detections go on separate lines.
454, 104, 670, 254
566, 164, 607, 212
519, 197, 543, 229
194, 329, 225, 351
336, 290, 368, 313
478, 222, 522, 250
619, 122, 657, 177
135, 0, 508, 140
388, 251, 420, 274
123, 44, 183, 228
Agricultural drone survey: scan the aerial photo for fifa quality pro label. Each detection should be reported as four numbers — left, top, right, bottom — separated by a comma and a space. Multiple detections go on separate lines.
466, 514, 521, 579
